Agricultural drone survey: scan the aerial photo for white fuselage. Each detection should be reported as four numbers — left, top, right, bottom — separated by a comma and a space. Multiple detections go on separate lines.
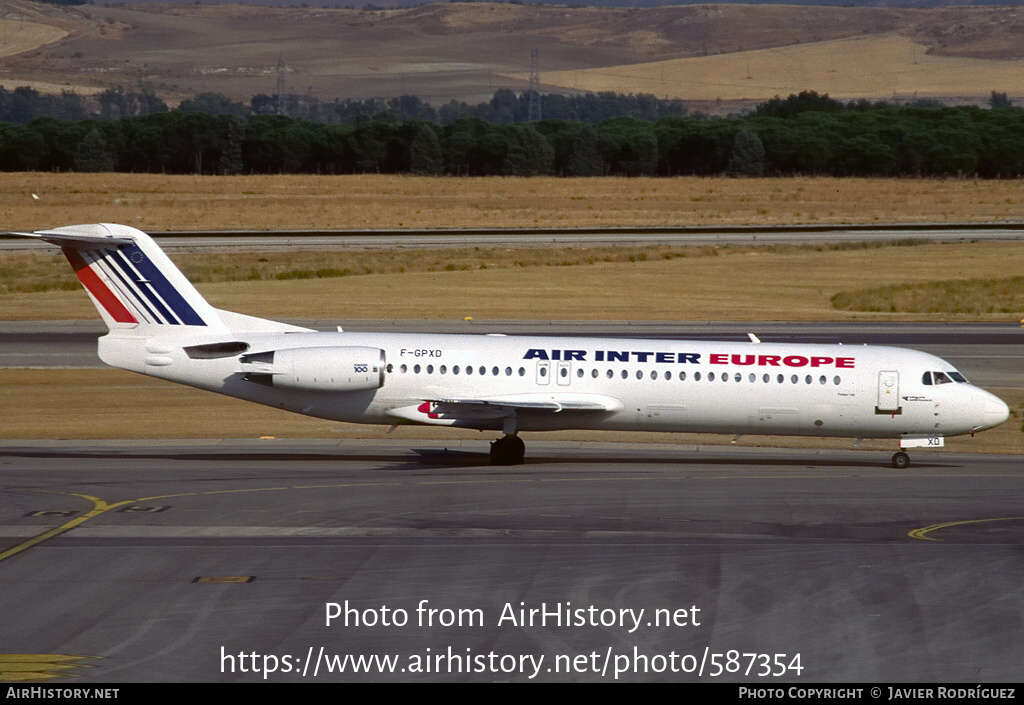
98, 330, 1009, 440
18, 223, 1009, 458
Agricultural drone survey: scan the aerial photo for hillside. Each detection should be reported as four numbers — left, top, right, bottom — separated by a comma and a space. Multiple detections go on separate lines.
3, 1, 1024, 107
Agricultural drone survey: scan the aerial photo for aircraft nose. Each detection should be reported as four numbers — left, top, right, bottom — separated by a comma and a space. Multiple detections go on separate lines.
977, 394, 1010, 432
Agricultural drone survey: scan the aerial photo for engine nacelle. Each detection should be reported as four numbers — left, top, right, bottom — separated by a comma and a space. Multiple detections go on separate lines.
240, 346, 385, 392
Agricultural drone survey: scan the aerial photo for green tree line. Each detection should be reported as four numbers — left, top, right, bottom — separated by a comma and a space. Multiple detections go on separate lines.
4, 92, 1024, 177
0, 85, 687, 126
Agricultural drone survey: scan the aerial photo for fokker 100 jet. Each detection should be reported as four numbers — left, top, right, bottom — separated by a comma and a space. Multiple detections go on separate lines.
14, 224, 1010, 467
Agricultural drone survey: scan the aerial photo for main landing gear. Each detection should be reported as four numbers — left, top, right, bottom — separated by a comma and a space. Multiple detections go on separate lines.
891, 451, 911, 469
490, 434, 525, 466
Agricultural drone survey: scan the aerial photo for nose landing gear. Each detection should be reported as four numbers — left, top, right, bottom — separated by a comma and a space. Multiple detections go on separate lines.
892, 451, 910, 469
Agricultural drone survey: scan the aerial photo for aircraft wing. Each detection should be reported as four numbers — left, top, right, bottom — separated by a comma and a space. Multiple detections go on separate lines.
429, 394, 622, 412
386, 393, 623, 426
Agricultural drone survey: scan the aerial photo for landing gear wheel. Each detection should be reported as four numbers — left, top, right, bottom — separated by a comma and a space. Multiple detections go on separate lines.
892, 451, 910, 469
490, 434, 525, 466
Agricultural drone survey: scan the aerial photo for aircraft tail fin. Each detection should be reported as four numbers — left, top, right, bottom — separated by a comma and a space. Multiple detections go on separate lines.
13, 224, 309, 336
14, 223, 226, 333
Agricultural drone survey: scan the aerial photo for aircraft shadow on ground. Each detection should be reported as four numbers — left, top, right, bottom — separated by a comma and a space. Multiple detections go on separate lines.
0, 446, 960, 471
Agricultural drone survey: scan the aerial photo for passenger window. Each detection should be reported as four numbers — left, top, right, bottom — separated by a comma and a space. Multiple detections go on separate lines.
665, 371, 673, 381
734, 373, 742, 382
621, 370, 628, 379
414, 364, 421, 374
453, 365, 460, 374
777, 374, 784, 384
636, 370, 643, 380
577, 368, 584, 378
518, 367, 525, 376
426, 365, 433, 374
679, 371, 687, 381
762, 374, 769, 383
606, 369, 613, 379
492, 367, 499, 376
708, 372, 715, 381
592, 369, 598, 378
650, 371, 658, 380
694, 371, 701, 381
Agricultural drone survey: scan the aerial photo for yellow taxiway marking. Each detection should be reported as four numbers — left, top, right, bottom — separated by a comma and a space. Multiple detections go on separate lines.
0, 482, 402, 564
908, 516, 1024, 541
6, 473, 1013, 562
0, 654, 98, 682
0, 495, 133, 563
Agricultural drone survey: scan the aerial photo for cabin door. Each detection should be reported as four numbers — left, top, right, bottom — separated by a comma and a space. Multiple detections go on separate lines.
877, 370, 901, 412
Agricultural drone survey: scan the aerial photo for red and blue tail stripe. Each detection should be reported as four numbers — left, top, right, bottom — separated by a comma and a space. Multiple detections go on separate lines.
12, 223, 312, 337
63, 243, 206, 327
63, 248, 137, 324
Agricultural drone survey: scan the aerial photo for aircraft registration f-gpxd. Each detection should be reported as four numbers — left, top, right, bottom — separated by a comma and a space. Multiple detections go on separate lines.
14, 223, 1010, 467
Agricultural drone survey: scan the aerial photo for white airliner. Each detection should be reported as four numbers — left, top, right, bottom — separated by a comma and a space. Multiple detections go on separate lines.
14, 223, 1010, 467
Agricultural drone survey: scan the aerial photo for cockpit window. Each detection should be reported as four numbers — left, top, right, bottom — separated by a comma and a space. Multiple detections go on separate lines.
924, 370, 968, 386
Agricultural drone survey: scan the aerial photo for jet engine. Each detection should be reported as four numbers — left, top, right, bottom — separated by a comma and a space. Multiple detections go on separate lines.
240, 346, 385, 392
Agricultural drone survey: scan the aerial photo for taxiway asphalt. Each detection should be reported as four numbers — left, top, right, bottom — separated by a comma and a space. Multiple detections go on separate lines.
1, 440, 1022, 682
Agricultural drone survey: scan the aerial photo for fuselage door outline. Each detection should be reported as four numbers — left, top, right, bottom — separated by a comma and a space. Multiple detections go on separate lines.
877, 370, 901, 413
556, 361, 571, 386
536, 361, 550, 386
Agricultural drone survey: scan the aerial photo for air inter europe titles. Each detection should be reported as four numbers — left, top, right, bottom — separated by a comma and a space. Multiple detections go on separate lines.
523, 349, 856, 368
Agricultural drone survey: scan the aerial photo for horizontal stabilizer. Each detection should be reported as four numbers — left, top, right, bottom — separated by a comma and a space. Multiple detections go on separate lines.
9, 225, 135, 247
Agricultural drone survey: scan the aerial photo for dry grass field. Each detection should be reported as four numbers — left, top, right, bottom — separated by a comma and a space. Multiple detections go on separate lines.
3, 174, 1024, 323
5, 1, 1024, 105
4, 173, 1024, 232
9, 240, 1018, 316
535, 34, 1024, 102
0, 19, 64, 60
9, 239, 1024, 321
